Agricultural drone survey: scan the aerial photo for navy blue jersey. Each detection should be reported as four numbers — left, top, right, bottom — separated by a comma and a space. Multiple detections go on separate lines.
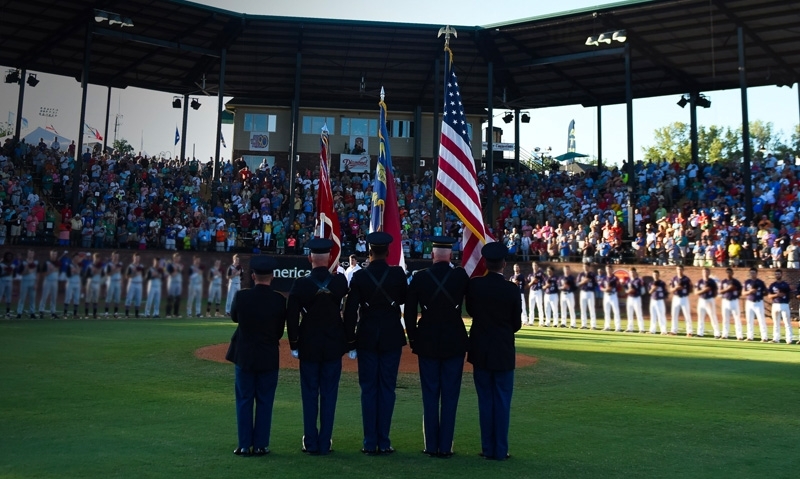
696, 278, 718, 299
599, 274, 618, 295
650, 280, 667, 301
509, 273, 525, 294
625, 277, 644, 298
559, 275, 576, 293
577, 272, 596, 292
544, 276, 559, 295
527, 271, 544, 291
671, 275, 692, 297
768, 280, 791, 304
743, 278, 767, 302
720, 278, 742, 300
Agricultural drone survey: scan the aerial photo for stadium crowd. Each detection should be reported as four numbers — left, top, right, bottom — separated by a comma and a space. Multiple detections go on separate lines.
1, 134, 800, 270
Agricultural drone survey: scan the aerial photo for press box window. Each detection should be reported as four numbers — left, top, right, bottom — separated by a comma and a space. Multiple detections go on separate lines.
302, 116, 335, 135
390, 120, 414, 138
341, 118, 377, 137
243, 114, 276, 132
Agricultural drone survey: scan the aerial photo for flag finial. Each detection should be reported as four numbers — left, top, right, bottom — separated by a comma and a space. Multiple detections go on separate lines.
437, 25, 457, 48
380, 86, 385, 102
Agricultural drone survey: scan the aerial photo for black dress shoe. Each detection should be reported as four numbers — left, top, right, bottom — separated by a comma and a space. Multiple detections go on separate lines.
253, 447, 270, 456
479, 452, 493, 459
438, 451, 454, 458
361, 448, 379, 456
302, 447, 319, 455
233, 447, 251, 456
379, 447, 395, 455
421, 450, 437, 457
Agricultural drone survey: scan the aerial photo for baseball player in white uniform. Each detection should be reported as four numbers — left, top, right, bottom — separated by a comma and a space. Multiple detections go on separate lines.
600, 264, 620, 331
206, 259, 223, 317
186, 256, 204, 318
718, 268, 743, 340
16, 250, 38, 319
694, 267, 719, 338
124, 253, 145, 318
38, 250, 65, 319
144, 258, 165, 318
104, 252, 124, 318
165, 253, 183, 318
669, 265, 692, 336
63, 253, 84, 318
225, 254, 243, 316
648, 270, 668, 334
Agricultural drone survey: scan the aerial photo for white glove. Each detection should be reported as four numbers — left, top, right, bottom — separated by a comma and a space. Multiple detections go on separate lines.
348, 350, 357, 360
291, 350, 299, 359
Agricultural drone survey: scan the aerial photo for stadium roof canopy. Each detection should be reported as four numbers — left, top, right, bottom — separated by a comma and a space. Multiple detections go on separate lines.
1, 0, 798, 113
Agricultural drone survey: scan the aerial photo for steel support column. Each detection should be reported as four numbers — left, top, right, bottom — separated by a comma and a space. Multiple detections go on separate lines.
13, 68, 26, 142
514, 108, 520, 173
288, 50, 302, 227
486, 61, 494, 227
596, 105, 602, 170
214, 48, 226, 181
180, 94, 189, 161
738, 27, 753, 224
413, 105, 421, 178
624, 43, 635, 237
103, 86, 111, 152
73, 27, 92, 212
690, 92, 699, 164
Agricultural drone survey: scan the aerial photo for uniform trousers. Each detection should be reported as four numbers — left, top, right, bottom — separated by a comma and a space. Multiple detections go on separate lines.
39, 276, 59, 314
544, 293, 559, 326
106, 279, 122, 305
649, 299, 667, 333
579, 290, 596, 328
17, 277, 36, 314
126, 281, 143, 308
771, 303, 794, 343
671, 295, 691, 334
625, 296, 644, 332
560, 292, 576, 327
602, 293, 620, 330
186, 283, 203, 316
473, 366, 514, 460
208, 283, 222, 304
145, 280, 162, 317
226, 281, 241, 315
696, 297, 719, 337
720, 299, 742, 339
356, 348, 402, 451
235, 366, 278, 450
299, 358, 342, 455
528, 290, 544, 326
519, 292, 528, 324
64, 279, 81, 306
744, 300, 767, 340
419, 355, 464, 455
0, 277, 12, 306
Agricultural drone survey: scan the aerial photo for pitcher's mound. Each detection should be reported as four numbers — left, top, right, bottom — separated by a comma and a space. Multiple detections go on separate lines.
195, 339, 537, 373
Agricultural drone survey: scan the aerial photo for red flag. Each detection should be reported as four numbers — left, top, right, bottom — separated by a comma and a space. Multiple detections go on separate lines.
317, 126, 341, 272
435, 48, 492, 277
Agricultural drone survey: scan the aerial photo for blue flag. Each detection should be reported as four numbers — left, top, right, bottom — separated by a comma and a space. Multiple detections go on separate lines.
174, 126, 180, 146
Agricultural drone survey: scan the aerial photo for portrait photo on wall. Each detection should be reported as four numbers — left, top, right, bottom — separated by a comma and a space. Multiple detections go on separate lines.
349, 135, 368, 155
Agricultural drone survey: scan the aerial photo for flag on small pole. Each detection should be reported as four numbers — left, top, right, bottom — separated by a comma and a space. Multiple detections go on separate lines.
316, 124, 342, 273
434, 30, 492, 277
370, 88, 405, 269
174, 126, 180, 146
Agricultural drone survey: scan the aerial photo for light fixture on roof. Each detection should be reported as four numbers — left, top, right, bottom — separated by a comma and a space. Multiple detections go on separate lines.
586, 30, 627, 47
677, 94, 689, 108
4, 69, 20, 84
94, 9, 132, 28
502, 112, 514, 124
521, 112, 531, 123
190, 98, 201, 110
696, 94, 711, 108
172, 96, 182, 109
26, 74, 39, 87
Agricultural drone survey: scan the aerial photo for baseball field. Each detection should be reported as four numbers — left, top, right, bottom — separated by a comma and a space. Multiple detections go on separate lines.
1, 318, 798, 478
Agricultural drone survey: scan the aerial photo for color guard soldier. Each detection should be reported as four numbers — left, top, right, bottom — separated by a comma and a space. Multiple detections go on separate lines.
406, 236, 469, 458
466, 242, 521, 461
286, 238, 349, 456
344, 232, 407, 456
226, 255, 286, 457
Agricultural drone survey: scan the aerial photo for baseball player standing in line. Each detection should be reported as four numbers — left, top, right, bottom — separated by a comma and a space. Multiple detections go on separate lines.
125, 253, 145, 318
207, 259, 223, 317
225, 254, 244, 316
16, 250, 38, 319
624, 267, 645, 333
718, 268, 743, 340
542, 266, 559, 327
165, 253, 184, 318
669, 265, 692, 335
144, 258, 165, 318
576, 263, 597, 330
600, 264, 620, 332
63, 253, 84, 318
104, 252, 124, 318
743, 268, 768, 342
38, 250, 65, 319
766, 269, 793, 344
186, 256, 204, 318
647, 270, 668, 334
84, 253, 105, 319
694, 267, 719, 338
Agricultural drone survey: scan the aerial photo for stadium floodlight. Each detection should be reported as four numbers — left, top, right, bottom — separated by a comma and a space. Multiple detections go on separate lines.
121, 18, 134, 28
696, 94, 711, 108
94, 10, 109, 22
190, 98, 201, 110
172, 97, 182, 109
5, 69, 20, 84
677, 94, 689, 108
26, 74, 39, 87
597, 33, 612, 44
585, 36, 599, 46
502, 112, 514, 124
521, 112, 530, 123
108, 14, 123, 26
612, 30, 627, 42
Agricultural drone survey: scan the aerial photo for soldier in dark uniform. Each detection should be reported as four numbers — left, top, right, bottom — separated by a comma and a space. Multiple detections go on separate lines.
466, 242, 521, 461
287, 238, 350, 456
343, 232, 407, 455
406, 236, 469, 458
226, 256, 286, 457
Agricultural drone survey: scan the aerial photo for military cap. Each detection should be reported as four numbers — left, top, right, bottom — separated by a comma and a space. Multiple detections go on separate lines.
366, 231, 393, 246
250, 255, 277, 275
431, 236, 456, 249
481, 242, 508, 261
307, 238, 334, 254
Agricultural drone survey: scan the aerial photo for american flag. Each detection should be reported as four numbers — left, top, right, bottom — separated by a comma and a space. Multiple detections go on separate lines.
435, 48, 491, 277
370, 93, 405, 268
317, 125, 341, 272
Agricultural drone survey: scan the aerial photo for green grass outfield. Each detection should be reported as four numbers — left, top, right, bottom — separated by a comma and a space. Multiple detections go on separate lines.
1, 319, 798, 479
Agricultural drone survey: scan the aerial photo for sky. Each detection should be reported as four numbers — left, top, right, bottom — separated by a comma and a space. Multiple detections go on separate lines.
1, 0, 798, 167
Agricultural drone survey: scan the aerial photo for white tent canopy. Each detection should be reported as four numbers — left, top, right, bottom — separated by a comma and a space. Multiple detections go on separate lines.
21, 127, 74, 151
